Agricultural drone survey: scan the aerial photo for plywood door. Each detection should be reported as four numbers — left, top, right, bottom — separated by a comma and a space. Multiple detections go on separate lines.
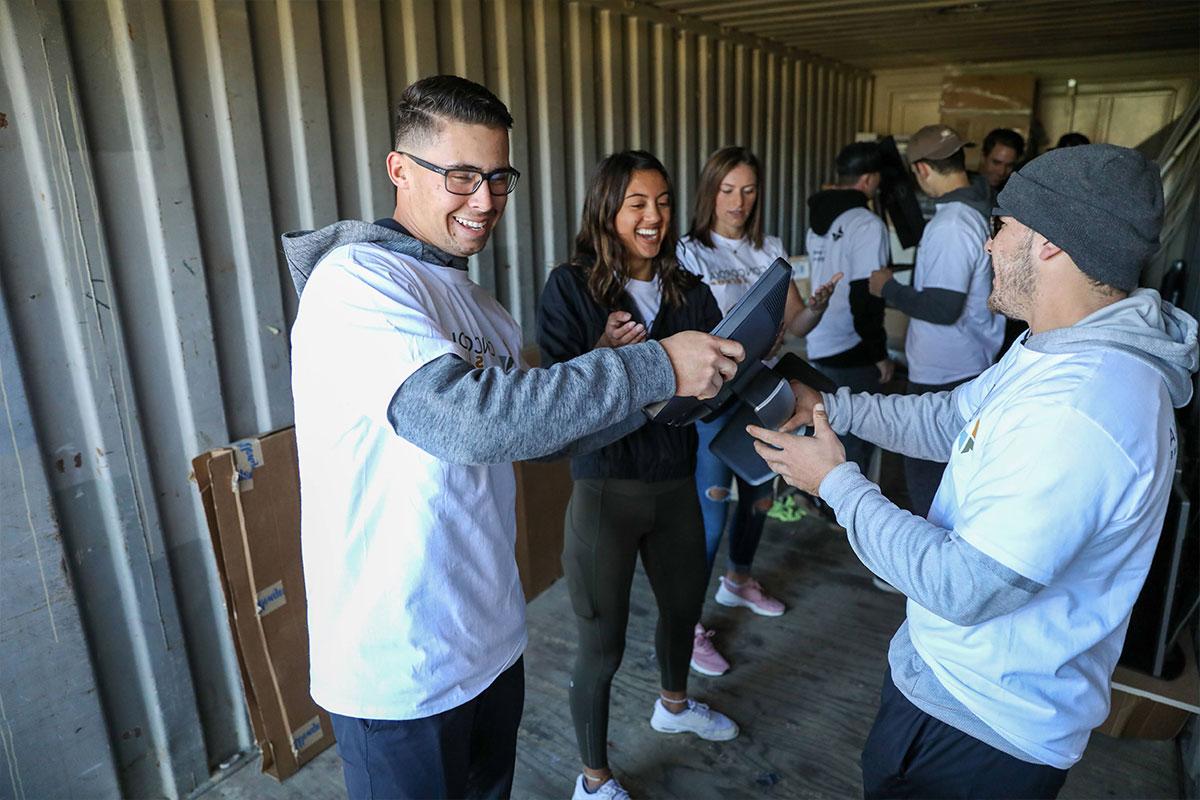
940, 74, 1036, 171
1040, 78, 1195, 148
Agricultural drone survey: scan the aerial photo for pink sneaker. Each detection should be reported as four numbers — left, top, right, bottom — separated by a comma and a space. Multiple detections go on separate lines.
715, 576, 785, 617
689, 623, 730, 676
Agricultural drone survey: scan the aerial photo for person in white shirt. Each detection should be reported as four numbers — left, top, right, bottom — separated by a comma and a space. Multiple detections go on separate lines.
805, 141, 893, 475
749, 143, 1198, 799
676, 146, 839, 677
868, 124, 1004, 519
284, 75, 744, 800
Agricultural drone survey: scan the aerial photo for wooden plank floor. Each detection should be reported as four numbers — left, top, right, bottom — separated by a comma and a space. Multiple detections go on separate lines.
201, 512, 1182, 800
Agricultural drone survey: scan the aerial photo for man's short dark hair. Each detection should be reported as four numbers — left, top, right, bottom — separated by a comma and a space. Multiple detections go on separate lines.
835, 141, 883, 182
393, 75, 513, 150
917, 148, 967, 175
982, 128, 1026, 158
1056, 132, 1091, 148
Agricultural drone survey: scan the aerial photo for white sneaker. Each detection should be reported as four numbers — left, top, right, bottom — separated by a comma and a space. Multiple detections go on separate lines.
649, 698, 739, 741
572, 773, 630, 799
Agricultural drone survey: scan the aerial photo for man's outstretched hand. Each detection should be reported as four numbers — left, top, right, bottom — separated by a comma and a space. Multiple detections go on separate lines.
747, 403, 846, 495
778, 379, 824, 433
868, 267, 893, 298
659, 331, 745, 400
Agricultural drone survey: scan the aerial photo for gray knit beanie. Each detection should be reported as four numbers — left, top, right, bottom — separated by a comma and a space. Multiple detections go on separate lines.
993, 144, 1163, 292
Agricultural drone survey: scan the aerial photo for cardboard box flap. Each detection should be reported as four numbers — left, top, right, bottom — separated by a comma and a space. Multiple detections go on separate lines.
195, 429, 332, 780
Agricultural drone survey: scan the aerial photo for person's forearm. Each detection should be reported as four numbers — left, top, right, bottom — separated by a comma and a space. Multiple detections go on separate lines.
820, 464, 1042, 625
787, 305, 823, 337
389, 343, 674, 464
881, 281, 965, 324
528, 410, 647, 462
821, 385, 966, 461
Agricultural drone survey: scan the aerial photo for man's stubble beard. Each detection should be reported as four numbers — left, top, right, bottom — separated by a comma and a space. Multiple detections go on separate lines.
988, 232, 1036, 318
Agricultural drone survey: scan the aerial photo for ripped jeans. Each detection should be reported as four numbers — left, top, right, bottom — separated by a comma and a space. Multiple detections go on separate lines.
695, 413, 773, 580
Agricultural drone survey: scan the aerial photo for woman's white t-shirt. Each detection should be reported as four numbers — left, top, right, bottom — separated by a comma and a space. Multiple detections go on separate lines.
677, 232, 787, 315
624, 274, 662, 330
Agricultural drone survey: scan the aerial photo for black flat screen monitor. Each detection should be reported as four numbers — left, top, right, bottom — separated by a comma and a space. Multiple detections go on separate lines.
878, 135, 925, 249
646, 258, 792, 426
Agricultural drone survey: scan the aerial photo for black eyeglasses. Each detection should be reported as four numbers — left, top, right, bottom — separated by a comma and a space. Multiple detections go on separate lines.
991, 215, 1005, 238
398, 151, 520, 196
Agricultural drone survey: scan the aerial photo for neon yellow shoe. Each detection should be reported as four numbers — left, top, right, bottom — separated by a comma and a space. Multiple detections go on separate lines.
767, 494, 807, 523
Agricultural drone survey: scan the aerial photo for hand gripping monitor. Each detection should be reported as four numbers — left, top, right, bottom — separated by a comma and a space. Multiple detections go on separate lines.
644, 259, 839, 485
645, 257, 794, 427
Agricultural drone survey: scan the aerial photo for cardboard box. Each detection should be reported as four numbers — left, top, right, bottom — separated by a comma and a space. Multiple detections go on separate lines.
192, 424, 572, 778
1096, 631, 1200, 740
514, 459, 572, 601
192, 429, 332, 781
514, 344, 572, 600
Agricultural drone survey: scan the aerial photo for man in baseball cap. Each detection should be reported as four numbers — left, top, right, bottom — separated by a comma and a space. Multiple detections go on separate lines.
750, 144, 1198, 798
868, 124, 1004, 522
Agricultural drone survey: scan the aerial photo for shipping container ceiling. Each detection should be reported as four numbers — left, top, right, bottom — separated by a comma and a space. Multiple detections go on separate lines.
645, 0, 1200, 69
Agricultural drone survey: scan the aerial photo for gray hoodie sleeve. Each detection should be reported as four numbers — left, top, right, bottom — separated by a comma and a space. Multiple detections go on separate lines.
819, 463, 1043, 626
387, 342, 675, 464
822, 385, 968, 462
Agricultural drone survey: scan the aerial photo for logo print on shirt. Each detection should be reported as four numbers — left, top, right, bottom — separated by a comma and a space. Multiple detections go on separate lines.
707, 265, 759, 286
957, 418, 980, 454
450, 331, 515, 370
832, 227, 844, 241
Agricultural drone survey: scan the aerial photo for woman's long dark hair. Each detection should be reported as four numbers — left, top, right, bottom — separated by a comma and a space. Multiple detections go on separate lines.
573, 150, 691, 311
686, 146, 764, 250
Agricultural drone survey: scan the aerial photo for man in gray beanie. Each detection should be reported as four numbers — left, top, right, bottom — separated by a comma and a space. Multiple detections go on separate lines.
748, 142, 1198, 798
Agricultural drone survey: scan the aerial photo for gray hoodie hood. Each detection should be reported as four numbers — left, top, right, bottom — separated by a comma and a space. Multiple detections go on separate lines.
938, 178, 993, 222
280, 219, 468, 297
1024, 288, 1199, 408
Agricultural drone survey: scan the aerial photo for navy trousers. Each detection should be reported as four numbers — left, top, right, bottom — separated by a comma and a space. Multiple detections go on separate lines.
330, 657, 524, 800
861, 670, 1069, 799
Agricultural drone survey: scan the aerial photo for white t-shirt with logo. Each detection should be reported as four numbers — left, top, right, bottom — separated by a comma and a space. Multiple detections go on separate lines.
804, 207, 890, 360
290, 243, 528, 720
677, 232, 787, 315
625, 274, 662, 330
905, 202, 1005, 384
909, 339, 1177, 768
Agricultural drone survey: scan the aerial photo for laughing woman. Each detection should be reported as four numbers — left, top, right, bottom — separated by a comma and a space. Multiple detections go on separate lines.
538, 151, 739, 800
677, 146, 840, 676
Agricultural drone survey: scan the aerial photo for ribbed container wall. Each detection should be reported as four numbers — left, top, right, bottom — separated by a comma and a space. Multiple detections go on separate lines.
0, 1, 868, 797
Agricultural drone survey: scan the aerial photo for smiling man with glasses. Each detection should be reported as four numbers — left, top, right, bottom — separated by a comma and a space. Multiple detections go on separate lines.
396, 150, 521, 197
281, 75, 743, 800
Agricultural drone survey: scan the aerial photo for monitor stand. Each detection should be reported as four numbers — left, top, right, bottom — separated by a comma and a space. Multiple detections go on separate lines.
709, 354, 839, 486
708, 367, 796, 486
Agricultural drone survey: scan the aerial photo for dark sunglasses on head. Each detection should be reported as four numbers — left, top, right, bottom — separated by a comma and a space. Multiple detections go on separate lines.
398, 151, 521, 196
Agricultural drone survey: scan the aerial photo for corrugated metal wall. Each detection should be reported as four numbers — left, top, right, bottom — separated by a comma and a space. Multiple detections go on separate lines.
0, 1, 868, 797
